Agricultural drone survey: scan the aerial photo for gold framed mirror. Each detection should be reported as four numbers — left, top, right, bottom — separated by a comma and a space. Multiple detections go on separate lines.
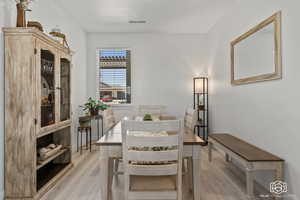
231, 11, 282, 85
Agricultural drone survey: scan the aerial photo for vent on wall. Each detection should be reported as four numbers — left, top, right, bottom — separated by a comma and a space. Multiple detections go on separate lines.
128, 20, 146, 24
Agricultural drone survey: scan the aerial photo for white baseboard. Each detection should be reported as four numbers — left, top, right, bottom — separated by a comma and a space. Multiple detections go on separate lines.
0, 190, 4, 200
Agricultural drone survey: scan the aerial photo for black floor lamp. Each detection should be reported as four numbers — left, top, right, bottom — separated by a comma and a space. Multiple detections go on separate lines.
193, 77, 208, 142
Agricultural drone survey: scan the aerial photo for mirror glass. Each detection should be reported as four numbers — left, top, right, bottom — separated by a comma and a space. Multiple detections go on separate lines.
234, 23, 275, 80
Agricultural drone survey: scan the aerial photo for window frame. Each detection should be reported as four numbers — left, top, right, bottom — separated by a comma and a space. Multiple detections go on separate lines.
96, 47, 132, 105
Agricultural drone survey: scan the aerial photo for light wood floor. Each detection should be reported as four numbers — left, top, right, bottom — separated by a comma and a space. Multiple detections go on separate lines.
41, 147, 264, 200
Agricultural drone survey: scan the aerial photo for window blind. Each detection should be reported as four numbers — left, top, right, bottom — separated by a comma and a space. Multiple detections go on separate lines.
100, 69, 126, 87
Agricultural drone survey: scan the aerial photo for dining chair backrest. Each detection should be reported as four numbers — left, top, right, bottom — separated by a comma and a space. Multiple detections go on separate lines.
138, 105, 166, 117
103, 108, 116, 132
184, 107, 197, 134
121, 119, 183, 200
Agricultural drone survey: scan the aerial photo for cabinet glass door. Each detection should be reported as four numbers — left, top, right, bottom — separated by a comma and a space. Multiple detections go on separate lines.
60, 58, 70, 121
41, 50, 55, 127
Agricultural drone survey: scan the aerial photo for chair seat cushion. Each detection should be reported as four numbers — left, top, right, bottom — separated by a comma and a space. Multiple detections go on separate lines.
130, 175, 177, 191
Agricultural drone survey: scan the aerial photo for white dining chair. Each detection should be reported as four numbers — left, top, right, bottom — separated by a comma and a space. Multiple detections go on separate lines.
183, 107, 197, 191
121, 119, 183, 200
103, 108, 117, 133
103, 108, 122, 175
184, 107, 198, 134
138, 105, 166, 117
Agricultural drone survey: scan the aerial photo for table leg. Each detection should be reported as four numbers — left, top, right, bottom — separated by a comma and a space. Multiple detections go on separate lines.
99, 147, 109, 200
193, 146, 201, 200
108, 157, 114, 200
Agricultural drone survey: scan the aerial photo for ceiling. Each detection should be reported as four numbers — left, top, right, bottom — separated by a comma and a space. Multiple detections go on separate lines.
56, 0, 237, 34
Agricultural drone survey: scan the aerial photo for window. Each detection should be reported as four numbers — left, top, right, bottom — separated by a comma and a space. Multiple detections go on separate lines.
98, 49, 131, 104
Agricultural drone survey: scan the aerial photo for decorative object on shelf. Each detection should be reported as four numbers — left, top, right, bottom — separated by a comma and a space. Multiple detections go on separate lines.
41, 58, 54, 74
198, 105, 205, 111
81, 97, 109, 116
27, 21, 43, 32
15, 0, 34, 27
50, 26, 70, 50
41, 77, 49, 99
38, 144, 63, 162
193, 77, 208, 142
143, 114, 153, 121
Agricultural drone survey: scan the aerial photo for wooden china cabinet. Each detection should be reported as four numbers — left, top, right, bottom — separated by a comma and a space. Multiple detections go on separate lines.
3, 27, 73, 200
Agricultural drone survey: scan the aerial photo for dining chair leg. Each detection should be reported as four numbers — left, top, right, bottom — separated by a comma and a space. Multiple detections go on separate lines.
114, 159, 120, 175
184, 158, 188, 173
187, 157, 193, 192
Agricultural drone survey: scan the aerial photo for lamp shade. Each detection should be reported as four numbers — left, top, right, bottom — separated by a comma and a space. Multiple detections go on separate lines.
195, 78, 203, 94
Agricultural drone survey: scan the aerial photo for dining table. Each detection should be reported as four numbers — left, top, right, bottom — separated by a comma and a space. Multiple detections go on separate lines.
96, 116, 206, 200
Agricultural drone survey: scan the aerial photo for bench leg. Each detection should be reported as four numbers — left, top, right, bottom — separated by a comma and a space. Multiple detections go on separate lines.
246, 166, 254, 199
275, 162, 284, 181
225, 153, 230, 162
274, 162, 284, 200
208, 142, 212, 162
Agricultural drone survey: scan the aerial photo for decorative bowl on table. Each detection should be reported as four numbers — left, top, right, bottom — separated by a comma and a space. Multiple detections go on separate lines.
143, 114, 153, 121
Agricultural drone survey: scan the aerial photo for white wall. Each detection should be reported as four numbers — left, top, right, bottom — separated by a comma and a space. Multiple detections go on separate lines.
0, 0, 87, 198
0, 1, 9, 199
208, 1, 300, 199
87, 33, 208, 118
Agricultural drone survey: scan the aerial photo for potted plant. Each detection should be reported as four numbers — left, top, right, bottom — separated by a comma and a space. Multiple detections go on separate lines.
82, 97, 109, 116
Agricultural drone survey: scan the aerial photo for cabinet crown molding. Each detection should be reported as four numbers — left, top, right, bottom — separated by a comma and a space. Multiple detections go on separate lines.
3, 27, 74, 55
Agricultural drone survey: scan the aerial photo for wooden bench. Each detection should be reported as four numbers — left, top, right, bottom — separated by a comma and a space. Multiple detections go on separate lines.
208, 134, 284, 199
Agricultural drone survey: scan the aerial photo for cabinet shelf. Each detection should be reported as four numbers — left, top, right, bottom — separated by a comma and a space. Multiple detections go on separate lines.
41, 71, 54, 76
37, 148, 69, 170
37, 163, 72, 192
37, 120, 71, 138
41, 104, 54, 107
